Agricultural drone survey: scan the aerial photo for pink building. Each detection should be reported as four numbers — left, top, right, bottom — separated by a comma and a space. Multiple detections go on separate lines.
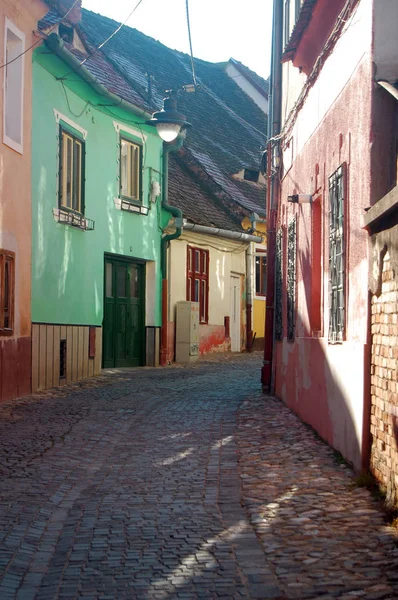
263, 0, 393, 470
0, 0, 47, 402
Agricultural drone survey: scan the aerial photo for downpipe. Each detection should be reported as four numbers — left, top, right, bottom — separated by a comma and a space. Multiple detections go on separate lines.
160, 137, 184, 366
246, 243, 254, 352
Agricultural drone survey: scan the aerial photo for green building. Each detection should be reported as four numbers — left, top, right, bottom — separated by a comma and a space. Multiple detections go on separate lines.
31, 26, 170, 390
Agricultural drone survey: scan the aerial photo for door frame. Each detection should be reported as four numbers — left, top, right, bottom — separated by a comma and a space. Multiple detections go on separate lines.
103, 253, 146, 368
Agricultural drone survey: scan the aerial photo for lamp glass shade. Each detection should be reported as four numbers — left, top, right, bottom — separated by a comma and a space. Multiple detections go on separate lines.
156, 122, 181, 142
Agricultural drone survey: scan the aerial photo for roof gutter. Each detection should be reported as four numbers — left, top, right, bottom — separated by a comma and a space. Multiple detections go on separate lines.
182, 221, 263, 243
378, 80, 398, 102
45, 33, 152, 120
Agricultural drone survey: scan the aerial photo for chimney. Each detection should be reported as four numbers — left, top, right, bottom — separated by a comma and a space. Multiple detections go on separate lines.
57, 0, 82, 24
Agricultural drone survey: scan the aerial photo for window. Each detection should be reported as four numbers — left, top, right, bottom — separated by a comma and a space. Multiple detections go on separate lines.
120, 138, 141, 203
287, 217, 297, 341
187, 246, 209, 324
0, 250, 15, 335
328, 165, 345, 342
275, 229, 283, 341
255, 252, 267, 296
284, 0, 291, 48
59, 127, 85, 213
3, 19, 25, 153
295, 0, 301, 23
244, 168, 259, 183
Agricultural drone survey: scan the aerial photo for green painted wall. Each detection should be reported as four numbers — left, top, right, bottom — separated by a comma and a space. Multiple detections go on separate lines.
32, 48, 170, 327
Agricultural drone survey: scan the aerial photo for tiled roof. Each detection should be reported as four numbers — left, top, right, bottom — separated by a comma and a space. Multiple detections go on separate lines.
168, 155, 244, 232
77, 9, 267, 220
39, 7, 267, 225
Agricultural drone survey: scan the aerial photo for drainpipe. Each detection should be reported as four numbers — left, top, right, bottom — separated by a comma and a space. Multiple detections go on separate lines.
160, 137, 184, 366
246, 243, 254, 352
261, 0, 283, 392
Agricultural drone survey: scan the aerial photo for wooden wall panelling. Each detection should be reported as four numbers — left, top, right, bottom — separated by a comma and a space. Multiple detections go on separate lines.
39, 325, 47, 390
53, 326, 61, 388
46, 326, 54, 389
83, 327, 89, 379
66, 326, 73, 384
94, 328, 102, 375
32, 325, 39, 393
78, 327, 84, 380
71, 326, 78, 381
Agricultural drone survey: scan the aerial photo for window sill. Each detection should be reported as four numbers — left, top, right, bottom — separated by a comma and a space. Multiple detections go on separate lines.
0, 328, 13, 337
254, 294, 267, 301
53, 208, 95, 231
114, 198, 149, 216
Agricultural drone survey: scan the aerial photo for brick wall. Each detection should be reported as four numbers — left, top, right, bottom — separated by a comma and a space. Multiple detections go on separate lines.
370, 250, 398, 505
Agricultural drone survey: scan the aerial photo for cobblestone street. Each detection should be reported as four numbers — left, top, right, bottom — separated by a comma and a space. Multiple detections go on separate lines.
0, 353, 397, 600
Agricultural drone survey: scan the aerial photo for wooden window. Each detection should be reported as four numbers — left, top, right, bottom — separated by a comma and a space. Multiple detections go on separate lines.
3, 19, 24, 153
0, 250, 15, 335
59, 127, 84, 213
120, 138, 141, 203
328, 165, 345, 343
255, 251, 267, 296
284, 0, 291, 48
186, 246, 209, 324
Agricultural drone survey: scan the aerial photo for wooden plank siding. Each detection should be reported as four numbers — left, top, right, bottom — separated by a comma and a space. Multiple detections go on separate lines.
31, 324, 103, 392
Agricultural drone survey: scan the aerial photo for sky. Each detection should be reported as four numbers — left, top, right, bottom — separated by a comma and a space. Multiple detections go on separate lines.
81, 0, 273, 80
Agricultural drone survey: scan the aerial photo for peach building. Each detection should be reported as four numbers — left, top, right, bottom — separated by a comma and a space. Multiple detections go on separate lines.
0, 0, 48, 402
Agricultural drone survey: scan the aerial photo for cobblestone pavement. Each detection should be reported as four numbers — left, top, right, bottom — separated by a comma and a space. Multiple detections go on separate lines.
0, 353, 397, 600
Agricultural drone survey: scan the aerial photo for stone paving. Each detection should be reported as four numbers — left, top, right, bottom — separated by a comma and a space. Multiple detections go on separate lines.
0, 353, 396, 599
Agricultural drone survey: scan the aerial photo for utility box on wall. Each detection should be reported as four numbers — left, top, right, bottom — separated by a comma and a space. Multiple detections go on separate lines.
175, 301, 199, 363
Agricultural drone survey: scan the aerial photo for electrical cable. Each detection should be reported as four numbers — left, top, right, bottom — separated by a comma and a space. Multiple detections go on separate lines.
185, 0, 197, 88
0, 0, 81, 70
61, 79, 91, 118
59, 0, 145, 81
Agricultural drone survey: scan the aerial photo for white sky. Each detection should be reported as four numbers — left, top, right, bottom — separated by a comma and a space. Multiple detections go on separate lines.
81, 0, 273, 80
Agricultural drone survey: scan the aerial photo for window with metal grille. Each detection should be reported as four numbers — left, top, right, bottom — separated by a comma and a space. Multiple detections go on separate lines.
287, 217, 296, 341
59, 126, 85, 214
0, 249, 15, 335
328, 165, 345, 343
186, 246, 209, 324
120, 137, 142, 203
275, 229, 283, 341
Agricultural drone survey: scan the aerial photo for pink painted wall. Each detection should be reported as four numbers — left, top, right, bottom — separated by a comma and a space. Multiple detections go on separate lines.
0, 0, 47, 402
276, 45, 373, 470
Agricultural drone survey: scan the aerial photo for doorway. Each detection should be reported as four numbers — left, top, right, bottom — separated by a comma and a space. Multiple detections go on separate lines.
230, 274, 241, 352
103, 255, 145, 368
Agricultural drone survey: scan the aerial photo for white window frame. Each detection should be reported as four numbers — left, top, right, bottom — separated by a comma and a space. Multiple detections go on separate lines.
254, 249, 267, 300
3, 18, 25, 154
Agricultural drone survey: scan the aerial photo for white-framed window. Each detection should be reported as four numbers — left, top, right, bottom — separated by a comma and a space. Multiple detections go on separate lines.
255, 250, 267, 298
3, 19, 25, 154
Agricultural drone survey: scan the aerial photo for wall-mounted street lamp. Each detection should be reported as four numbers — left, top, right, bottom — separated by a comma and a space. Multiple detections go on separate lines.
288, 194, 312, 204
147, 87, 192, 142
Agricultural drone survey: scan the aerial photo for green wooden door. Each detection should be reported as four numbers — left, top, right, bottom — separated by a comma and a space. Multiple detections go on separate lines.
103, 257, 144, 368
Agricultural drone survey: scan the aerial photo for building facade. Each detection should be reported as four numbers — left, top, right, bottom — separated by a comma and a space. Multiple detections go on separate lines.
31, 30, 168, 390
0, 0, 48, 403
265, 0, 374, 470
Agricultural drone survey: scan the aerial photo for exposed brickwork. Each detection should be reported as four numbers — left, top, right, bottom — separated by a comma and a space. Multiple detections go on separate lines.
370, 250, 398, 505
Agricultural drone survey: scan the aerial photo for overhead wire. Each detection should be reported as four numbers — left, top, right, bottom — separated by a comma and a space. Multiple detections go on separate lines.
58, 0, 145, 81
0, 0, 81, 70
185, 0, 197, 88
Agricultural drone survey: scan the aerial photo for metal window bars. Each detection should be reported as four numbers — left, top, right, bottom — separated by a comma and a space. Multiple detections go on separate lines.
287, 217, 297, 341
328, 165, 345, 343
275, 228, 283, 341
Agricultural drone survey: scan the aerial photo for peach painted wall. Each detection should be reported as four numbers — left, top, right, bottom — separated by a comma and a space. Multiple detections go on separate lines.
0, 0, 47, 402
275, 0, 373, 470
